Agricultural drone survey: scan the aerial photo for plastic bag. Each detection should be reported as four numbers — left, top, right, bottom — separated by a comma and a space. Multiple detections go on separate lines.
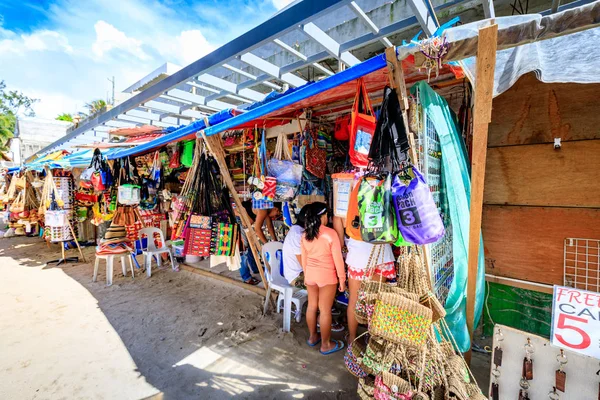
392, 166, 445, 245
267, 134, 302, 186
357, 173, 398, 244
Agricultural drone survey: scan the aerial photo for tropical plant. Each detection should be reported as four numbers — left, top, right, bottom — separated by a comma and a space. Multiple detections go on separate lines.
0, 80, 38, 151
0, 114, 14, 152
56, 113, 74, 122
84, 99, 107, 115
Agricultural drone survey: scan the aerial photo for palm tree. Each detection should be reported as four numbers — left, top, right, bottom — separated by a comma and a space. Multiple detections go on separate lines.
56, 113, 73, 122
84, 99, 107, 116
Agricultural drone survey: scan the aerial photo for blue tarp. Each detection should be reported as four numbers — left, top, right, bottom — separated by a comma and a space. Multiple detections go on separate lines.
106, 52, 386, 159
108, 108, 237, 159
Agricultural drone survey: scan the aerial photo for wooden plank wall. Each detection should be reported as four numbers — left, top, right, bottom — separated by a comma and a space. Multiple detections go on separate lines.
482, 73, 600, 286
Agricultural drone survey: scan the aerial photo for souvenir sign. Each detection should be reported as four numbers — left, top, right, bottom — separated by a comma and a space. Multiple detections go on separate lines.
551, 285, 600, 359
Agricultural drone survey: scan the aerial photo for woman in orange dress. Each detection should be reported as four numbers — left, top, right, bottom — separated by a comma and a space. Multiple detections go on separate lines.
301, 202, 346, 355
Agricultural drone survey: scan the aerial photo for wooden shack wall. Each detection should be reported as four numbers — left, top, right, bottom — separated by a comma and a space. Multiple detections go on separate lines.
482, 73, 600, 287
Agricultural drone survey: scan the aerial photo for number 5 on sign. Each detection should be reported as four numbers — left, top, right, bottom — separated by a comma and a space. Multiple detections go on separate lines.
551, 285, 600, 359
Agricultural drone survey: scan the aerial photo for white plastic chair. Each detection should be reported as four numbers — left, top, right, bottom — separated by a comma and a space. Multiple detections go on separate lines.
139, 227, 177, 277
93, 253, 134, 286
261, 241, 308, 332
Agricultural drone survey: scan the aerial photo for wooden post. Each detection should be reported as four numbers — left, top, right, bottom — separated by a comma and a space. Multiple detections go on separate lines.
385, 47, 434, 288
200, 131, 268, 295
466, 23, 498, 360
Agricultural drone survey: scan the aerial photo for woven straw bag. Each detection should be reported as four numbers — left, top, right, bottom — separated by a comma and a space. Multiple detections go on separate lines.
369, 291, 432, 348
357, 376, 375, 400
355, 245, 385, 324
419, 292, 446, 323
345, 340, 367, 378
361, 336, 392, 376
465, 383, 486, 400
373, 371, 413, 399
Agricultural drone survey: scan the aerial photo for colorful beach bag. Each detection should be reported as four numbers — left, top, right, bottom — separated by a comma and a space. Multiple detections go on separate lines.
369, 291, 432, 349
357, 173, 398, 244
348, 78, 376, 167
345, 175, 364, 240
392, 166, 445, 245
184, 214, 212, 257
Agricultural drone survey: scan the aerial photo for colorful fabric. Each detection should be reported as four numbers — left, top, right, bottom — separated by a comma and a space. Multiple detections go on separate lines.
348, 262, 395, 281
370, 300, 430, 347
252, 198, 273, 210
210, 222, 237, 256
189, 215, 211, 229
262, 176, 276, 201
96, 240, 134, 255
187, 228, 212, 257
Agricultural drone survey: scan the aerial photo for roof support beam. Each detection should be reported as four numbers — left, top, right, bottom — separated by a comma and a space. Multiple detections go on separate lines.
197, 74, 264, 102
240, 52, 307, 87
117, 115, 173, 128
348, 1, 393, 47
35, 0, 352, 156
301, 22, 360, 67
482, 0, 496, 18
407, 0, 438, 36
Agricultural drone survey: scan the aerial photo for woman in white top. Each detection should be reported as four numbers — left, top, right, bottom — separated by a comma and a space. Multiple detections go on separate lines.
282, 206, 308, 287
345, 237, 396, 344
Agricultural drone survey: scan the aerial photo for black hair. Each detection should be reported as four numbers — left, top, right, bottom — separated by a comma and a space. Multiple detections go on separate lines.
296, 204, 311, 228
272, 202, 282, 211
304, 202, 327, 242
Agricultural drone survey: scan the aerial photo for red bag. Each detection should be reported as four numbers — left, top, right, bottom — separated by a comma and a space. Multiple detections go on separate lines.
91, 172, 105, 192
262, 176, 276, 202
75, 192, 98, 203
348, 78, 376, 167
334, 114, 351, 141
305, 130, 327, 179
168, 147, 181, 169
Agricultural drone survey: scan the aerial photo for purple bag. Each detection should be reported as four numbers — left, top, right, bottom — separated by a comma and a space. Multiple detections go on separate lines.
392, 166, 445, 245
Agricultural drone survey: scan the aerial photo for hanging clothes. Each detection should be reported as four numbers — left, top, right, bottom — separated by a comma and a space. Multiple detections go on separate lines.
411, 80, 485, 353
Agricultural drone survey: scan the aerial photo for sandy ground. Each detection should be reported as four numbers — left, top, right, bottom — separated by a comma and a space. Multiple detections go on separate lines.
0, 236, 490, 400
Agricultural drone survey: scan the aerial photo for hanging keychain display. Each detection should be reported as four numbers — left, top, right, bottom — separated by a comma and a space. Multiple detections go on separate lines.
523, 338, 535, 381
549, 386, 560, 400
555, 349, 567, 393
491, 327, 503, 400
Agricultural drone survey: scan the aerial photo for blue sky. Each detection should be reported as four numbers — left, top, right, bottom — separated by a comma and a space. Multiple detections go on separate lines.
0, 0, 292, 118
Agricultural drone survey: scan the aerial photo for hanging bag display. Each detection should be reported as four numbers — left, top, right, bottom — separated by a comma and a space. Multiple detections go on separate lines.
268, 134, 302, 201
332, 172, 355, 218
348, 78, 377, 168
357, 172, 398, 244
392, 166, 445, 245
334, 114, 351, 141
369, 291, 432, 349
10, 191, 25, 213
369, 86, 410, 165
345, 175, 364, 240
303, 129, 327, 179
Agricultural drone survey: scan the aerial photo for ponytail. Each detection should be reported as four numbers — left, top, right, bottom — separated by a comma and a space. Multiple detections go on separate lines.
304, 202, 327, 242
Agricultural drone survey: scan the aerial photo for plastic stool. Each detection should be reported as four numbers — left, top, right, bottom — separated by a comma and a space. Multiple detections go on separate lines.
93, 253, 134, 286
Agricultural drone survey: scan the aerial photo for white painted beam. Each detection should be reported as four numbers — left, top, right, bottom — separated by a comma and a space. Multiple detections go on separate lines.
197, 74, 264, 102
407, 0, 438, 36
144, 100, 181, 114
348, 1, 393, 47
240, 52, 306, 87
273, 39, 308, 61
301, 22, 360, 67
482, 0, 496, 18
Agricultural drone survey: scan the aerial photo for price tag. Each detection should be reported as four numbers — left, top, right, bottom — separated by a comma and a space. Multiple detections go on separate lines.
551, 285, 600, 359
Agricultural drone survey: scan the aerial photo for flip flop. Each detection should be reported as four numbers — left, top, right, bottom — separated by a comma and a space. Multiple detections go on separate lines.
306, 338, 321, 347
244, 277, 260, 286
320, 340, 345, 355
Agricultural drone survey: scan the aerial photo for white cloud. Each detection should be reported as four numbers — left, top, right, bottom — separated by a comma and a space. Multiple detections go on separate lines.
0, 30, 73, 54
92, 20, 149, 60
159, 29, 216, 67
272, 0, 294, 10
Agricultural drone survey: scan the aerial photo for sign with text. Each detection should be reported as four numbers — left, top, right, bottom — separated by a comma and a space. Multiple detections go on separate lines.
551, 285, 600, 359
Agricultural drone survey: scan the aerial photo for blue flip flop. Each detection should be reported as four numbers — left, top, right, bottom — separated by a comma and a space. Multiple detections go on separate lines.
307, 338, 321, 347
320, 340, 345, 355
